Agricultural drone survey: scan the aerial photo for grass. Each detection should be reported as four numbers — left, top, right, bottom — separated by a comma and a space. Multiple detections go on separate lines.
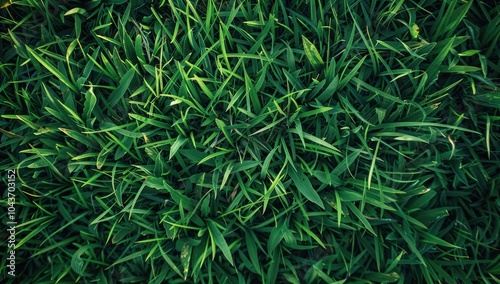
1, 0, 500, 283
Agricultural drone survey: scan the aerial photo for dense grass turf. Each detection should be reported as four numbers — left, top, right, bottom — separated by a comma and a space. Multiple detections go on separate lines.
1, 0, 500, 283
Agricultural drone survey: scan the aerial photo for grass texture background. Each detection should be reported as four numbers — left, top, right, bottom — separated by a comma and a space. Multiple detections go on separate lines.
1, 0, 500, 283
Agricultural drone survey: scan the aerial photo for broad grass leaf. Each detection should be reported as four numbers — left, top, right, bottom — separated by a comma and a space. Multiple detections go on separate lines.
245, 230, 262, 274
458, 50, 481, 57
468, 91, 500, 109
293, 221, 326, 249
215, 118, 234, 147
108, 68, 135, 108
332, 149, 362, 177
15, 217, 54, 248
145, 177, 194, 210
71, 244, 99, 276
420, 231, 462, 249
393, 223, 427, 267
158, 242, 183, 278
345, 202, 377, 236
170, 136, 188, 160
96, 144, 112, 170
109, 250, 149, 268
180, 242, 191, 280
207, 220, 234, 266
302, 35, 324, 70
232, 160, 260, 173
312, 170, 342, 187
8, 29, 28, 58
339, 56, 367, 89
288, 166, 325, 209
288, 128, 340, 153
426, 37, 455, 85
411, 24, 420, 39
64, 7, 88, 16
261, 147, 277, 179
197, 149, 233, 165
83, 87, 97, 122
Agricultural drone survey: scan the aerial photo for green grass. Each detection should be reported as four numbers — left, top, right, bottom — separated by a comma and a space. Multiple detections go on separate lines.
1, 0, 499, 283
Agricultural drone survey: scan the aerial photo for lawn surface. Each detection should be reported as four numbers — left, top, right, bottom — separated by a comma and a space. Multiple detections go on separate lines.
1, 0, 500, 283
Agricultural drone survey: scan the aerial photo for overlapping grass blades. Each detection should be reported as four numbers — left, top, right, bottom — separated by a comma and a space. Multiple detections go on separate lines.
1, 0, 499, 283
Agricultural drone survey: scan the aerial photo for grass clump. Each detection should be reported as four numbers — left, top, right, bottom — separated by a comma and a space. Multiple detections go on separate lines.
1, 0, 499, 283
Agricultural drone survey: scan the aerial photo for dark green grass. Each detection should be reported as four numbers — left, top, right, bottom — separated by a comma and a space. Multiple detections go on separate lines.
1, 0, 500, 283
